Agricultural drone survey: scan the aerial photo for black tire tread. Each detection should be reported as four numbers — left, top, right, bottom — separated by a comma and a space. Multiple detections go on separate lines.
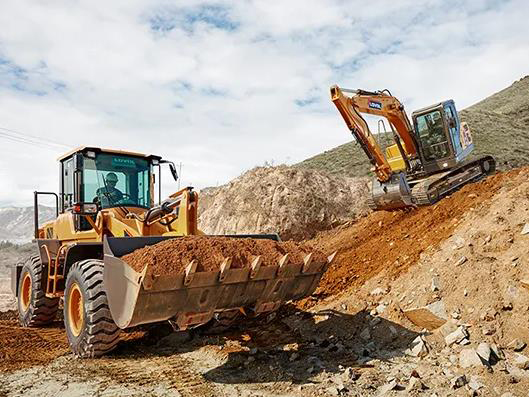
64, 259, 121, 358
18, 255, 59, 327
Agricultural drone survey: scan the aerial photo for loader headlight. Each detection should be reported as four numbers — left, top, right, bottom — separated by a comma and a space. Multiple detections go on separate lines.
72, 203, 98, 215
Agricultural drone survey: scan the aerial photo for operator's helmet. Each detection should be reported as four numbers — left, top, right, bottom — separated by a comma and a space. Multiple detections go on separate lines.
106, 172, 118, 184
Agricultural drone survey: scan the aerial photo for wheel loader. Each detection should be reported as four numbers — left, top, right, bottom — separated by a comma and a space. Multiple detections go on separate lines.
330, 86, 496, 210
11, 146, 333, 357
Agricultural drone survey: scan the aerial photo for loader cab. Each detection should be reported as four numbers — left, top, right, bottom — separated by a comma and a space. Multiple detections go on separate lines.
412, 100, 474, 174
59, 148, 161, 214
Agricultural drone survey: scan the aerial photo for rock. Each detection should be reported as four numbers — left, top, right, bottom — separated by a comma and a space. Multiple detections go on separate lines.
520, 279, 529, 291
341, 303, 347, 310
445, 326, 469, 346
501, 393, 515, 397
370, 316, 382, 326
453, 236, 466, 249
249, 347, 258, 355
467, 376, 484, 391
431, 276, 441, 292
375, 303, 387, 314
406, 335, 428, 358
521, 223, 529, 235
455, 256, 468, 266
370, 287, 387, 296
476, 343, 492, 363
513, 353, 529, 369
459, 338, 470, 345
464, 289, 468, 296
490, 344, 505, 361
482, 324, 496, 335
459, 349, 486, 368
377, 380, 399, 395
507, 338, 526, 352
406, 377, 424, 391
403, 300, 448, 330
343, 367, 360, 382
451, 375, 467, 389
289, 352, 299, 362
451, 311, 461, 319
502, 301, 513, 311
360, 328, 371, 341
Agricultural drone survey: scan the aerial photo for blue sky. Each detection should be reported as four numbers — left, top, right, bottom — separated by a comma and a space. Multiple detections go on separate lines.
0, 0, 528, 206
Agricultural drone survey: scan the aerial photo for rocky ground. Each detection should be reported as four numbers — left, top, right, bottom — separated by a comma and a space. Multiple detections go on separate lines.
1, 167, 529, 396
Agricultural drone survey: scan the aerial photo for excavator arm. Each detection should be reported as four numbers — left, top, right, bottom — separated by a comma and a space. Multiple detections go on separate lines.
330, 85, 418, 210
330, 85, 418, 182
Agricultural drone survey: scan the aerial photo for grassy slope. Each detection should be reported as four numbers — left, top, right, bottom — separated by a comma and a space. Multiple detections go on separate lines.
296, 76, 529, 176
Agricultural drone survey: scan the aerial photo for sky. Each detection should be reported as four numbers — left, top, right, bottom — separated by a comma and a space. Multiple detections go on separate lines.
0, 0, 528, 206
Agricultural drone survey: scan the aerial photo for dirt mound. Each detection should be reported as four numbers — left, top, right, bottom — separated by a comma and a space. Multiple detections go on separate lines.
0, 311, 68, 372
304, 168, 527, 304
123, 236, 326, 276
198, 165, 369, 241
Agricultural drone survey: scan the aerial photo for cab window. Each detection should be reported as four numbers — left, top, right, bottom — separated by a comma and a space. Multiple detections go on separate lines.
415, 110, 450, 161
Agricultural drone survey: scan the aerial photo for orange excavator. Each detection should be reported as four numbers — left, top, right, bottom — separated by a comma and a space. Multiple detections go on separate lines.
330, 86, 495, 210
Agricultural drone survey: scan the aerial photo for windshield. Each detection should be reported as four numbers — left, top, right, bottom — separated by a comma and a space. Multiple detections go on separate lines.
83, 153, 151, 209
415, 110, 450, 161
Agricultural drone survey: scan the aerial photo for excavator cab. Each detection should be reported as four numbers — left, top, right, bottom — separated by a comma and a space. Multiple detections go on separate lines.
411, 100, 474, 174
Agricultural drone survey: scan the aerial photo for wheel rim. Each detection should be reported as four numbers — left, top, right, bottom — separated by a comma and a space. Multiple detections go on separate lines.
68, 282, 84, 337
20, 273, 32, 312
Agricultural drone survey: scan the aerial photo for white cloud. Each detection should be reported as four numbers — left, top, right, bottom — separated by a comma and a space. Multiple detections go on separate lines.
0, 0, 528, 206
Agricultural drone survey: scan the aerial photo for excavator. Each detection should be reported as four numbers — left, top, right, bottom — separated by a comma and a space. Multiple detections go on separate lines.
330, 86, 495, 210
10, 146, 332, 357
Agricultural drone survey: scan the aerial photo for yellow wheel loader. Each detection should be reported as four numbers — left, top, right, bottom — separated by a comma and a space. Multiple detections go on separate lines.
11, 147, 332, 358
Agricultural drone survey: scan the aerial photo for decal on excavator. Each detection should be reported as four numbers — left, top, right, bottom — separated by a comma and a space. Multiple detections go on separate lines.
368, 101, 382, 110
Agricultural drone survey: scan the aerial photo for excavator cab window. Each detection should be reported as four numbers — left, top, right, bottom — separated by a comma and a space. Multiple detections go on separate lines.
415, 110, 450, 162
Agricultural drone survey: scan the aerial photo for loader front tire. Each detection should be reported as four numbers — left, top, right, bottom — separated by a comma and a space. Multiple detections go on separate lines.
17, 255, 59, 327
64, 259, 121, 358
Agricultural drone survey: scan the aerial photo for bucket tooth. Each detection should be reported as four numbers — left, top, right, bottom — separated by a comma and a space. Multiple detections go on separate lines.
302, 253, 313, 273
277, 253, 289, 276
219, 257, 232, 282
184, 260, 197, 286
327, 251, 337, 264
250, 256, 262, 279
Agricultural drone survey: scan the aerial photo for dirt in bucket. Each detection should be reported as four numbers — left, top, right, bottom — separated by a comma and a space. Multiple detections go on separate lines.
122, 236, 327, 276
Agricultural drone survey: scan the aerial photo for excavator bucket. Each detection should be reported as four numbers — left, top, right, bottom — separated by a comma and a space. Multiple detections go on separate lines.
103, 236, 334, 330
369, 173, 413, 211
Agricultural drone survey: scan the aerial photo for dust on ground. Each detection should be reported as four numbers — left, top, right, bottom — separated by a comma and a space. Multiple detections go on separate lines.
123, 235, 325, 275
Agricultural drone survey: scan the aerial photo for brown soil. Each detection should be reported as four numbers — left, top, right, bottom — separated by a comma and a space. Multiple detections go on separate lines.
0, 310, 69, 372
300, 168, 526, 307
122, 236, 326, 276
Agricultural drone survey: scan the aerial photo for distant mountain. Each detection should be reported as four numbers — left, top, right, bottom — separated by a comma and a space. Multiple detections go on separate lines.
0, 206, 55, 243
296, 75, 529, 176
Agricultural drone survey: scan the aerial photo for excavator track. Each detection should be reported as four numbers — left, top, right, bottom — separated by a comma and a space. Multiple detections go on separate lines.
411, 155, 495, 206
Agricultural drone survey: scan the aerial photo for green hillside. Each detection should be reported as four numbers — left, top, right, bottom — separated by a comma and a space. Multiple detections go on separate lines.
296, 76, 529, 176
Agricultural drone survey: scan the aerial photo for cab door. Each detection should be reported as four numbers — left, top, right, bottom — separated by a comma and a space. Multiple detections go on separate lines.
444, 101, 461, 156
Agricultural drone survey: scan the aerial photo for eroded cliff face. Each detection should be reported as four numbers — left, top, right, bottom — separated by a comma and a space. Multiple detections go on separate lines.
198, 165, 370, 240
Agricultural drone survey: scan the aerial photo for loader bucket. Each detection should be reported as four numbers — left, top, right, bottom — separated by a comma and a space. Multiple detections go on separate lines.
103, 236, 333, 330
370, 173, 413, 211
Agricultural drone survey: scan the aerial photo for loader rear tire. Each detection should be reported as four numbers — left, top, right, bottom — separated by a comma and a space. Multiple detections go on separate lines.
64, 259, 121, 358
17, 255, 59, 327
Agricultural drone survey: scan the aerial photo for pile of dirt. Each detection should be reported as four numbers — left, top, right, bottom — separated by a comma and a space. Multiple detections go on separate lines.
297, 76, 529, 177
303, 168, 526, 304
0, 311, 68, 372
198, 165, 369, 241
122, 236, 326, 276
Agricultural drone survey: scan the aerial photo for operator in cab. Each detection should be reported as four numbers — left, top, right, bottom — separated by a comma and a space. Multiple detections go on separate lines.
96, 172, 123, 207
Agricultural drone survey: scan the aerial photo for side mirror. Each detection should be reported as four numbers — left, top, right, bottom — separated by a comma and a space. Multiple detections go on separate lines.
168, 162, 179, 181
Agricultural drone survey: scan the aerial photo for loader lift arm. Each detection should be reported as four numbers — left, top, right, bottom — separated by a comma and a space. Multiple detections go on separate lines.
330, 85, 419, 182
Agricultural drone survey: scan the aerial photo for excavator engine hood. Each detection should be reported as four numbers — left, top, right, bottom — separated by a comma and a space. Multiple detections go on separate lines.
103, 236, 333, 330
